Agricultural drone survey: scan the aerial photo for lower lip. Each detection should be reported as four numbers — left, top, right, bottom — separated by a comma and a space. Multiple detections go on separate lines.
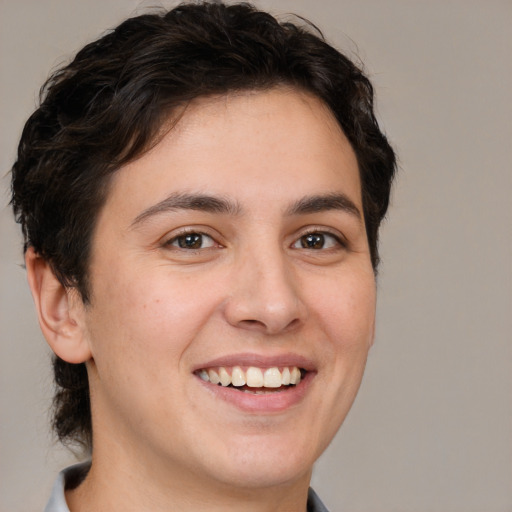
195, 371, 315, 413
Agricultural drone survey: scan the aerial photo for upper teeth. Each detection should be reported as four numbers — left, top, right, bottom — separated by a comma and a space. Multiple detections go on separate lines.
197, 366, 302, 388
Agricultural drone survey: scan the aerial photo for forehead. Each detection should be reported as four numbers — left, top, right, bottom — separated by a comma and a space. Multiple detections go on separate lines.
101, 87, 362, 220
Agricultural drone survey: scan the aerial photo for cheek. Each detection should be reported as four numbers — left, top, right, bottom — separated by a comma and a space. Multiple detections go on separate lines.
297, 269, 375, 456
311, 268, 376, 351
85, 266, 222, 368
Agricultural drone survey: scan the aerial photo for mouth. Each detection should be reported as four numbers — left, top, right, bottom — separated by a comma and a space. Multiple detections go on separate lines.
194, 365, 307, 394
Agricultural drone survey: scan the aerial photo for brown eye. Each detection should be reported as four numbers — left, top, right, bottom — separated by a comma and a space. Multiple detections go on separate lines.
302, 233, 324, 249
169, 233, 215, 249
293, 232, 340, 250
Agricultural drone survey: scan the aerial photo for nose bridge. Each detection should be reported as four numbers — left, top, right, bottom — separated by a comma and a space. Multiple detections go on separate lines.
225, 240, 304, 334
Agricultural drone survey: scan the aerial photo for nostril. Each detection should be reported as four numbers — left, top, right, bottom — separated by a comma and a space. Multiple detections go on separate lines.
286, 318, 301, 330
239, 319, 266, 329
237, 317, 301, 334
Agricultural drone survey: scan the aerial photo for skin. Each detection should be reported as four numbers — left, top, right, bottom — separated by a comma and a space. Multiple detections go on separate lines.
27, 88, 376, 511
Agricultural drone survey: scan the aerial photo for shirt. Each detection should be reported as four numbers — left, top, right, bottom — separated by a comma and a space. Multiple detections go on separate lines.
44, 462, 331, 511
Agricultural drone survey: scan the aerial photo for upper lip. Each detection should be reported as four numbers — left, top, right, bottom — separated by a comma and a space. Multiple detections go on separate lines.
193, 352, 316, 372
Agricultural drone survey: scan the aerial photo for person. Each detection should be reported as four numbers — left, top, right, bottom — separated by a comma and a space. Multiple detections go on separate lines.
10, 2, 396, 511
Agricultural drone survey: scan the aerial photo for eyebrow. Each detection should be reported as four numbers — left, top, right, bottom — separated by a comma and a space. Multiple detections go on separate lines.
285, 193, 362, 220
130, 192, 241, 228
130, 191, 361, 228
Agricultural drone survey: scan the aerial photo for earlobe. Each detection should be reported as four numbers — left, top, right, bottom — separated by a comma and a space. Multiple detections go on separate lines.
25, 247, 92, 364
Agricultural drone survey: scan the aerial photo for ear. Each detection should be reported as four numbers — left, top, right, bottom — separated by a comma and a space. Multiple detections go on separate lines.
25, 247, 92, 364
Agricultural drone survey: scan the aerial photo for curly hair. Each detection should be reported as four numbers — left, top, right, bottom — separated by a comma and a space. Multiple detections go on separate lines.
11, 1, 396, 450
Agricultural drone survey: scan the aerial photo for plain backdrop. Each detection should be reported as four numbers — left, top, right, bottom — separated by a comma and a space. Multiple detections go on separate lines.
1, 1, 511, 511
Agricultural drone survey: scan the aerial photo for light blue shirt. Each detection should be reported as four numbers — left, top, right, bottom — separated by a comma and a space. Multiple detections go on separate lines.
44, 462, 331, 511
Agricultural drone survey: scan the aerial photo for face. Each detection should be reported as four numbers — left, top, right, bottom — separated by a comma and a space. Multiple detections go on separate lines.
81, 88, 376, 493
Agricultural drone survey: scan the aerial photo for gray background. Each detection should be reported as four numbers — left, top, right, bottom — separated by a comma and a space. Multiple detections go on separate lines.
1, 1, 511, 511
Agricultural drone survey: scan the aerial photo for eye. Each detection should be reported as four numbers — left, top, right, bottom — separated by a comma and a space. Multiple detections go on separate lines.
292, 231, 342, 250
167, 232, 216, 250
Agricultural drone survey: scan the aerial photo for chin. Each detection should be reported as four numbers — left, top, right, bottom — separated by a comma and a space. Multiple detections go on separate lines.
213, 458, 313, 491
201, 430, 320, 490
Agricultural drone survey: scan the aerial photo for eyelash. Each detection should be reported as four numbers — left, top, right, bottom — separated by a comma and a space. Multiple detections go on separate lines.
163, 228, 346, 252
164, 229, 218, 251
292, 229, 346, 251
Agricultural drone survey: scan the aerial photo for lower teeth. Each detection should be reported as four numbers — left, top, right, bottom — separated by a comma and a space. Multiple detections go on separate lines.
234, 385, 295, 394
243, 389, 279, 394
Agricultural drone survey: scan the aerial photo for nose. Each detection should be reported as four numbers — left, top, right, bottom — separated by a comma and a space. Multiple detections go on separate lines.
223, 246, 306, 335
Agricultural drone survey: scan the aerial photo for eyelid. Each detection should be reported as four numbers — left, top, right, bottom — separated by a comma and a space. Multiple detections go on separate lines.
161, 226, 224, 250
292, 227, 348, 249
169, 232, 215, 249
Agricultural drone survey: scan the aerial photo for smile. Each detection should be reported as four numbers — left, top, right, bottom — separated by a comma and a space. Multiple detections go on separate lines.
195, 366, 304, 392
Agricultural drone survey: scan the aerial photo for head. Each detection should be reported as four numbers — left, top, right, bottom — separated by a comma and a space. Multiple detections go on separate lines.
11, 0, 395, 462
